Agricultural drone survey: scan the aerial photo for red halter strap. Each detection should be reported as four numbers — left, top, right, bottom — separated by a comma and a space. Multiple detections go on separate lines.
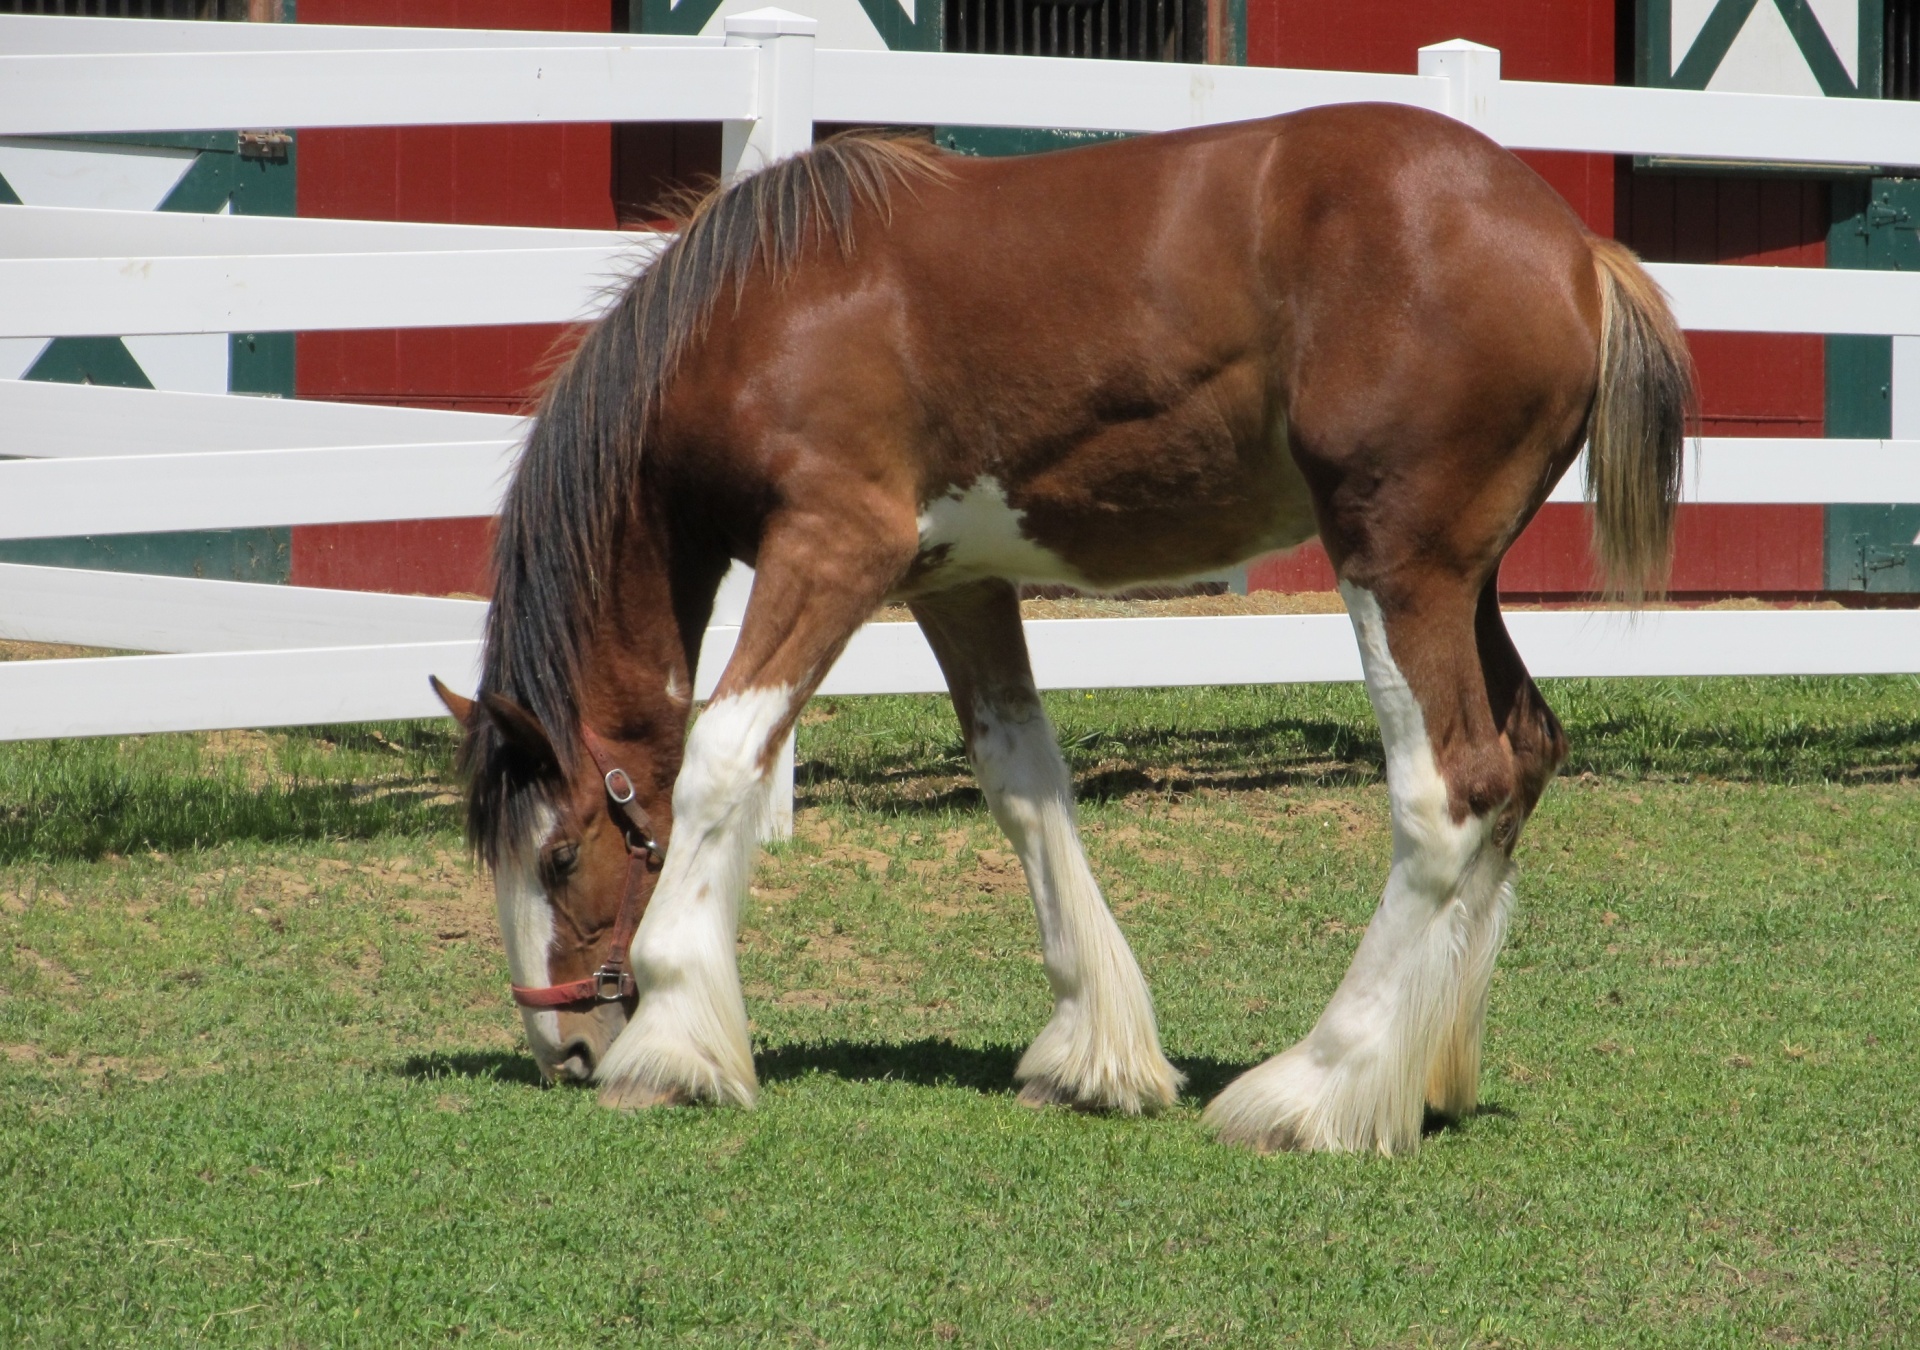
508, 728, 663, 1011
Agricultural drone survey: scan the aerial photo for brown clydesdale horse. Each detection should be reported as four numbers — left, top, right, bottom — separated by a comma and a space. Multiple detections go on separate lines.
432, 102, 1690, 1155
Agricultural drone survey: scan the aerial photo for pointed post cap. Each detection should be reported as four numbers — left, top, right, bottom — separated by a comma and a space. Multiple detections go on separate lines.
1418, 38, 1499, 54
724, 7, 819, 37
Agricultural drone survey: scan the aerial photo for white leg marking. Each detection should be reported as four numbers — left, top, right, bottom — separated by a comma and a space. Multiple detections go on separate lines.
595, 686, 793, 1109
970, 694, 1181, 1114
495, 804, 565, 1073
1425, 858, 1514, 1119
1205, 583, 1495, 1154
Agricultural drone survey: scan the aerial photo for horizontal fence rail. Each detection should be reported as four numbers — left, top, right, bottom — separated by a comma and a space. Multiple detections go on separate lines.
0, 379, 524, 459
1545, 440, 1920, 505
4, 609, 1917, 743
0, 204, 649, 259
0, 44, 759, 136
811, 48, 1446, 131
0, 442, 518, 537
0, 564, 482, 654
0, 14, 724, 54
0, 414, 1907, 540
0, 246, 642, 338
9, 218, 1920, 342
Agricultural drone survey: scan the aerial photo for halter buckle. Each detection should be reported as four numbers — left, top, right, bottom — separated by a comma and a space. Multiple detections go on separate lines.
604, 767, 636, 804
593, 967, 634, 1002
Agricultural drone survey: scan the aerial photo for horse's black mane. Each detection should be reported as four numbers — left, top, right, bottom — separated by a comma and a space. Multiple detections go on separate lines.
462, 134, 949, 865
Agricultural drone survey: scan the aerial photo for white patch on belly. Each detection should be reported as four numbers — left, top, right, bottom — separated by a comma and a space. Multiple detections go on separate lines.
914, 477, 1085, 588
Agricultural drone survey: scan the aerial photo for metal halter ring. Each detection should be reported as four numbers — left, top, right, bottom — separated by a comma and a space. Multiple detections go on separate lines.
604, 767, 636, 803
593, 968, 634, 1002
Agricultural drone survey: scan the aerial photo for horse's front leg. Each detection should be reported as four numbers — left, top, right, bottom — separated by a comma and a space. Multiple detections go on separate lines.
913, 580, 1182, 1114
595, 510, 915, 1110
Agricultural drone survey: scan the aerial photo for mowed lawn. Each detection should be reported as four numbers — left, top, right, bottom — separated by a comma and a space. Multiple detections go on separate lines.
2, 676, 1917, 1346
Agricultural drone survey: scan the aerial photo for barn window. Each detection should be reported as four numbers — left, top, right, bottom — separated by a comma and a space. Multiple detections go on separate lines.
944, 0, 1208, 63
0, 0, 274, 14
1888, 0, 1920, 99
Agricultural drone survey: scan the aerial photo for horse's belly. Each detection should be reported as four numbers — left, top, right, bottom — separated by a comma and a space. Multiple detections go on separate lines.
897, 445, 1318, 597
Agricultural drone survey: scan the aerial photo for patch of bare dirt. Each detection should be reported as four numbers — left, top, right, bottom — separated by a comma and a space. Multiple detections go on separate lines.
378, 850, 497, 943
861, 592, 1873, 625
1, 1043, 172, 1082
14, 947, 79, 995
201, 729, 278, 790
813, 843, 894, 877
867, 592, 1347, 624
964, 847, 1026, 898
0, 639, 125, 662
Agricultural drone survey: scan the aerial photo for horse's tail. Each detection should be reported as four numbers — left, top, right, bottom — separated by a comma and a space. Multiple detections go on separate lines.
1584, 235, 1693, 599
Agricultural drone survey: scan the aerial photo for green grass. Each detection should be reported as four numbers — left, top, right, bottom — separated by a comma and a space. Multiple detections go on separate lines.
2, 678, 1917, 1346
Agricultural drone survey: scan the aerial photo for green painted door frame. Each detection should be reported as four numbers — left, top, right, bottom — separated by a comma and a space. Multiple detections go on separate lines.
1826, 175, 1920, 592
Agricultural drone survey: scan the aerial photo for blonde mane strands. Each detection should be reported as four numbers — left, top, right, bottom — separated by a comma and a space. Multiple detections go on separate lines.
465, 136, 951, 862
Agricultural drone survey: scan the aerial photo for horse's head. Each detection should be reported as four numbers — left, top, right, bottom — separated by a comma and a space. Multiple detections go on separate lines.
433, 677, 669, 1085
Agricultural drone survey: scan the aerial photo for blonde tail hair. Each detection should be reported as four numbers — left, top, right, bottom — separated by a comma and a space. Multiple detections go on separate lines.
1585, 236, 1694, 599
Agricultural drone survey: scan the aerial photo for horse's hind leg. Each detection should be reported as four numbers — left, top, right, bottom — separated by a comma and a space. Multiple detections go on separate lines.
1206, 569, 1558, 1154
912, 580, 1182, 1113
1424, 581, 1566, 1120
595, 513, 916, 1111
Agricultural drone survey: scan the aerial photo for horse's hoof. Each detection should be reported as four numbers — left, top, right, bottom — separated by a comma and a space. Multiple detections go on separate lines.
1202, 1046, 1418, 1156
1014, 1065, 1179, 1115
597, 1078, 689, 1111
1015, 1077, 1079, 1111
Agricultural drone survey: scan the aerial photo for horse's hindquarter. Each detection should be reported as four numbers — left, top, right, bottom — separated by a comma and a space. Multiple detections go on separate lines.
1260, 106, 1605, 578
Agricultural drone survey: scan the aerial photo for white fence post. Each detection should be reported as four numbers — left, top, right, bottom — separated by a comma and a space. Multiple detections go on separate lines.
721, 8, 818, 183
1893, 336, 1920, 441
717, 10, 812, 835
1418, 39, 1500, 132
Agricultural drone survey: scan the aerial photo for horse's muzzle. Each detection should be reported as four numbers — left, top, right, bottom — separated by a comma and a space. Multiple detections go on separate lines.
538, 999, 629, 1085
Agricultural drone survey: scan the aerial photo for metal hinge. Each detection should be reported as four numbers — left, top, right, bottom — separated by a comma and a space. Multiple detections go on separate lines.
238, 130, 292, 163
1869, 199, 1913, 229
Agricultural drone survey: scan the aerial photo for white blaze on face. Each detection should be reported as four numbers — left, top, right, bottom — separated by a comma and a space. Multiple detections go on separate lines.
495, 802, 565, 1064
914, 477, 1085, 588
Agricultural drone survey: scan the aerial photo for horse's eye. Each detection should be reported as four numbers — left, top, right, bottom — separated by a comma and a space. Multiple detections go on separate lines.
543, 841, 580, 884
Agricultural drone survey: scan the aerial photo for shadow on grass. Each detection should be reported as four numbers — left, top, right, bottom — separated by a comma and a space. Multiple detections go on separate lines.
797, 716, 1388, 816
0, 722, 465, 862
1422, 1100, 1516, 1138
756, 1037, 1257, 1107
398, 1050, 546, 1087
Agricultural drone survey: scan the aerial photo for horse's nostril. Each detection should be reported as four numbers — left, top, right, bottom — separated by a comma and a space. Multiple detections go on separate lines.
556, 1040, 596, 1082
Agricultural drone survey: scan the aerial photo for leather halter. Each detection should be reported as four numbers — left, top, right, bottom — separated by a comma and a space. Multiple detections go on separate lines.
508, 727, 663, 1011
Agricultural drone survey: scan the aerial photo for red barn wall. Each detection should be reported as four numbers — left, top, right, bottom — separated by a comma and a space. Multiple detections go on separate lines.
1246, 0, 1616, 231
292, 0, 614, 596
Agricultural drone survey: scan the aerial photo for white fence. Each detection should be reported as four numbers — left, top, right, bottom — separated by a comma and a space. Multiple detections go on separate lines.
1, 12, 1918, 750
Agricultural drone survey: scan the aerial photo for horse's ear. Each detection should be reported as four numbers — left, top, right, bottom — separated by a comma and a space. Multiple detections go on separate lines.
429, 675, 476, 726
480, 692, 561, 776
